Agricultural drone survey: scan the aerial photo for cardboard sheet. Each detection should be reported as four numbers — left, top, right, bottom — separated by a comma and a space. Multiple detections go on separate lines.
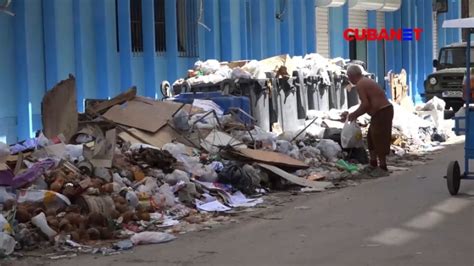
258, 163, 333, 190
41, 75, 78, 142
103, 99, 181, 133
232, 148, 308, 169
86, 87, 137, 115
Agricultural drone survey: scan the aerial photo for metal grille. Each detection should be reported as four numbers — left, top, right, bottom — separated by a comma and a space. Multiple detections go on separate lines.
440, 75, 464, 90
316, 7, 329, 58
349, 9, 368, 29
130, 0, 144, 54
176, 0, 199, 57
154, 0, 166, 54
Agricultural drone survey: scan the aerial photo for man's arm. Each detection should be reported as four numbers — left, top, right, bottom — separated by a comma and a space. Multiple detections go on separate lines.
348, 81, 370, 121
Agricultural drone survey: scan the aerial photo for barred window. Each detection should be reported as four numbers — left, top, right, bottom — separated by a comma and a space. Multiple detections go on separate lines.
115, 0, 166, 54
154, 0, 166, 54
130, 0, 143, 53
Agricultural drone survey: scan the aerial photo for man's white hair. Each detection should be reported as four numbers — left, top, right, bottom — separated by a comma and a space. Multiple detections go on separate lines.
347, 64, 363, 77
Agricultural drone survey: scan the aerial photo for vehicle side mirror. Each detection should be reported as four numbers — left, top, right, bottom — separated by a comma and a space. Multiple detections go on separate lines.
433, 59, 439, 68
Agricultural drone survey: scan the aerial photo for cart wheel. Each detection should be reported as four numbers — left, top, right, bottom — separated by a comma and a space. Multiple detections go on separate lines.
447, 161, 461, 196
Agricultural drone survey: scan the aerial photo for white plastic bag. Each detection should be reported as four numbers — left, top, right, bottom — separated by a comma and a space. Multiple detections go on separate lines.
316, 139, 342, 161
341, 121, 364, 148
0, 232, 16, 256
130, 231, 176, 245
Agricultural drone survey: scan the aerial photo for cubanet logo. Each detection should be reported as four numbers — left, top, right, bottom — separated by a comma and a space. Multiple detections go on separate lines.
343, 28, 423, 41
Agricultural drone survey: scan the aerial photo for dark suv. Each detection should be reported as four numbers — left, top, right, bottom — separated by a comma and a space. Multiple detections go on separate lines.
423, 42, 474, 112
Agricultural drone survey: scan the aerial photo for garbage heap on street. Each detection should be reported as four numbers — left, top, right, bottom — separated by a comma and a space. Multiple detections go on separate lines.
0, 53, 456, 259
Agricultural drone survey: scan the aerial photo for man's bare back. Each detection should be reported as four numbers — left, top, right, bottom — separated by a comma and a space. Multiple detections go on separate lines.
356, 77, 391, 116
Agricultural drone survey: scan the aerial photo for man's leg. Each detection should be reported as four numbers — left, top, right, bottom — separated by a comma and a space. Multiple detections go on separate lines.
376, 106, 393, 172
378, 154, 388, 171
367, 126, 378, 167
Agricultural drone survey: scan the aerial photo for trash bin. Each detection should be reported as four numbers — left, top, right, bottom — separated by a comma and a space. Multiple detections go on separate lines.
306, 76, 330, 111
234, 79, 271, 132
329, 73, 348, 110
293, 71, 308, 119
275, 77, 300, 132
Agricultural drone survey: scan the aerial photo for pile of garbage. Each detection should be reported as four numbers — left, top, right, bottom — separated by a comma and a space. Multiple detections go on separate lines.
0, 76, 348, 258
172, 53, 372, 94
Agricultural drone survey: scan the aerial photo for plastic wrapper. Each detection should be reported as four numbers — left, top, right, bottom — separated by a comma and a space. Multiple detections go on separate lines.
164, 170, 190, 185
125, 191, 139, 208
215, 65, 232, 78
0, 187, 14, 204
137, 177, 159, 195
209, 161, 224, 172
10, 137, 38, 154
316, 139, 342, 161
0, 232, 16, 256
12, 159, 56, 188
130, 231, 176, 245
0, 214, 12, 234
275, 140, 292, 154
157, 183, 175, 207
162, 143, 187, 158
173, 109, 191, 131
17, 189, 71, 207
199, 59, 221, 75
231, 68, 252, 79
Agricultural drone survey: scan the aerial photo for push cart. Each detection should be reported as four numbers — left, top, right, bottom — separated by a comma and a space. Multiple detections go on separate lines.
443, 18, 474, 195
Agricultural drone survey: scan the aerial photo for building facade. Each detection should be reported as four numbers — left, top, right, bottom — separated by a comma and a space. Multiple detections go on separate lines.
0, 0, 464, 143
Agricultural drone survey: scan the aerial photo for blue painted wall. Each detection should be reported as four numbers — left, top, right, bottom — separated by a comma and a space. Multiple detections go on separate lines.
0, 0, 464, 143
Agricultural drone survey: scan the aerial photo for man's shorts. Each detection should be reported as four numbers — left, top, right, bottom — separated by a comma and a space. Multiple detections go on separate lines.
368, 105, 394, 157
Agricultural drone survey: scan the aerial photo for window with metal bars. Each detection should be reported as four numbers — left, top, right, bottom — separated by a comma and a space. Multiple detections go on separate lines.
116, 0, 166, 54
130, 0, 143, 53
176, 0, 199, 57
154, 0, 166, 54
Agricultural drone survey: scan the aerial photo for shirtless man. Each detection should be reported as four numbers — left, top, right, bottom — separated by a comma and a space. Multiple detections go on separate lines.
342, 65, 394, 176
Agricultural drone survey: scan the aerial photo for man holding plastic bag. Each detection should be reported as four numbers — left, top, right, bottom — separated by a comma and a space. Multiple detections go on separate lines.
342, 65, 394, 177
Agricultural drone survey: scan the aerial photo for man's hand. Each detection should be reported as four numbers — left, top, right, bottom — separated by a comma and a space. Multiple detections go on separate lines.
348, 112, 358, 122
340, 111, 349, 122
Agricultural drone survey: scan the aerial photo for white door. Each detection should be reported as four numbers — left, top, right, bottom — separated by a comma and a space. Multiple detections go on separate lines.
316, 7, 330, 58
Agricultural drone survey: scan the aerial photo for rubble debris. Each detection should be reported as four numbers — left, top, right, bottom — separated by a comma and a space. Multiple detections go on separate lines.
41, 75, 78, 142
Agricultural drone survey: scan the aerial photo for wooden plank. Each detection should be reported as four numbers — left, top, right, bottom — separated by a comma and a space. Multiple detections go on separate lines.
258, 163, 333, 190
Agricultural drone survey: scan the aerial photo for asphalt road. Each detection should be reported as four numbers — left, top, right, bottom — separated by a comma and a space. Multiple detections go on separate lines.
16, 143, 474, 266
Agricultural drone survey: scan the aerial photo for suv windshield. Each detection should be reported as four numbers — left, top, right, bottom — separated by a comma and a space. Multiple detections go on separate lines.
438, 47, 474, 69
